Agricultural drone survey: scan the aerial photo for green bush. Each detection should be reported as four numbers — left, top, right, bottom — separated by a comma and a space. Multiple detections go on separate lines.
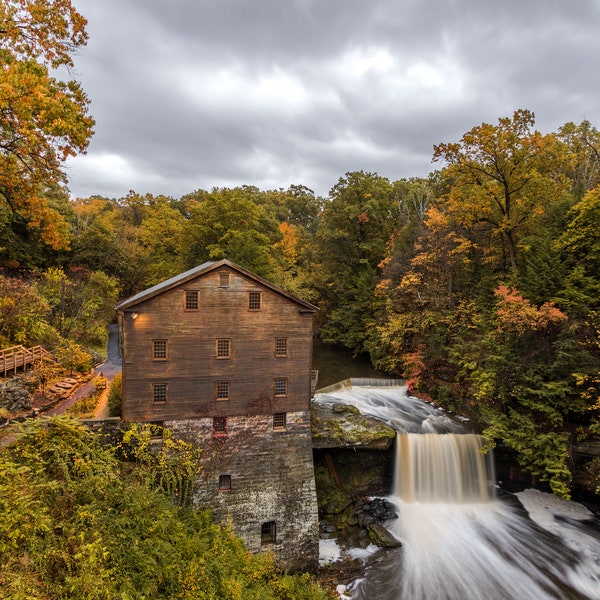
55, 342, 93, 374
107, 372, 122, 417
0, 417, 334, 600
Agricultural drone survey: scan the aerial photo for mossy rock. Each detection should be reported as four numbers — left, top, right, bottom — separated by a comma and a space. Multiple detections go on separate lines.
311, 401, 395, 449
366, 523, 402, 548
332, 403, 360, 415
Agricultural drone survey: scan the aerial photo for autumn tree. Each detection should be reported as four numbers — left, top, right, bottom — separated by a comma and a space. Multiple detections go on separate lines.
38, 266, 119, 347
433, 109, 570, 272
391, 176, 435, 223
71, 195, 113, 237
137, 195, 185, 285
71, 207, 149, 296
558, 120, 600, 198
450, 285, 591, 497
262, 185, 323, 299
372, 185, 480, 384
180, 186, 282, 279
315, 171, 399, 354
0, 0, 94, 260
0, 275, 51, 346
264, 184, 323, 234
0, 183, 77, 269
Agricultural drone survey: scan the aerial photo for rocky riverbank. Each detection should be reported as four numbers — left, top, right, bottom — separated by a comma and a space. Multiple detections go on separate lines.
310, 399, 401, 595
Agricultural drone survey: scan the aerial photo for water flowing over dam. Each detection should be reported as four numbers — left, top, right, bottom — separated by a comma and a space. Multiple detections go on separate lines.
314, 380, 600, 600
395, 432, 494, 504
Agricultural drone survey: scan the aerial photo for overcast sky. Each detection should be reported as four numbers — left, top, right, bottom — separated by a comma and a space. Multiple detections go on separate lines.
65, 0, 600, 200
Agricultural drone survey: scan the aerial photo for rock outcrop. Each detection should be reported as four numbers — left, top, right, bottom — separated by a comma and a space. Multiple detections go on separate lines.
0, 379, 32, 415
311, 401, 396, 450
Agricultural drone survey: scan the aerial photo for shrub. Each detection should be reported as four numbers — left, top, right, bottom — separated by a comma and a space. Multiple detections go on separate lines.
107, 372, 122, 417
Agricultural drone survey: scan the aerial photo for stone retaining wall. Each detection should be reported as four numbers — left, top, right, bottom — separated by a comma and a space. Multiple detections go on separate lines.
166, 411, 319, 572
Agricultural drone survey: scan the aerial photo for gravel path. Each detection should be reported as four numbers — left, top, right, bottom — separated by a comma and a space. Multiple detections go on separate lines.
46, 324, 122, 418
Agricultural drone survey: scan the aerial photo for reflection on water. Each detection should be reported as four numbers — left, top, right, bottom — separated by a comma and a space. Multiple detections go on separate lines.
314, 380, 600, 600
312, 340, 384, 390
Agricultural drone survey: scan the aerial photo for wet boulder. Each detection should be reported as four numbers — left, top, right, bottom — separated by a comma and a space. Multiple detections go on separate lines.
365, 522, 402, 548
311, 402, 396, 450
356, 497, 398, 526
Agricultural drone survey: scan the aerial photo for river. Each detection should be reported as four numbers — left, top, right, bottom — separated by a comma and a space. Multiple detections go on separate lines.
313, 380, 600, 600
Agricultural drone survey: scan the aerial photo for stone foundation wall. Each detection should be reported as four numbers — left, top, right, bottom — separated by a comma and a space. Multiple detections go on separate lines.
165, 411, 319, 572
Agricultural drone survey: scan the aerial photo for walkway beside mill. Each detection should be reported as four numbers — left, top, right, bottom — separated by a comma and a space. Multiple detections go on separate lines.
44, 323, 122, 418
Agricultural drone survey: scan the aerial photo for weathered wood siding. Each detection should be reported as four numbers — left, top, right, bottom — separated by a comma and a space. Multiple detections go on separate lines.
121, 267, 314, 422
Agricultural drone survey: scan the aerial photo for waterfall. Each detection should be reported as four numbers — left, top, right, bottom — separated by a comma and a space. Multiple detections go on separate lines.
314, 381, 600, 600
395, 433, 495, 504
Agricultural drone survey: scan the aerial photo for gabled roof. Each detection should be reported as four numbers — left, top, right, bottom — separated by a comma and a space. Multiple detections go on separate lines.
115, 258, 318, 313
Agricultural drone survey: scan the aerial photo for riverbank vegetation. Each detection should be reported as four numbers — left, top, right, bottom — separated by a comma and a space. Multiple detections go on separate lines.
0, 417, 333, 599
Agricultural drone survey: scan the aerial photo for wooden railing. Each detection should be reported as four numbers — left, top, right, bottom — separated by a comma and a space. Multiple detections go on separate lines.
0, 345, 54, 377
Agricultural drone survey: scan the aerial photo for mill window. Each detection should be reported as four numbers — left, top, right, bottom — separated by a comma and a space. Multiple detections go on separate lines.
152, 383, 167, 403
219, 271, 230, 287
216, 338, 230, 359
219, 474, 232, 491
261, 521, 276, 544
185, 290, 199, 310
273, 412, 287, 430
275, 338, 288, 357
213, 416, 227, 434
248, 291, 262, 310
216, 380, 230, 401
274, 377, 288, 397
152, 339, 167, 360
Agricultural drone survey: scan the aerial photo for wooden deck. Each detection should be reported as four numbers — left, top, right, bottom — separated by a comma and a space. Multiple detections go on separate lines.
0, 345, 54, 377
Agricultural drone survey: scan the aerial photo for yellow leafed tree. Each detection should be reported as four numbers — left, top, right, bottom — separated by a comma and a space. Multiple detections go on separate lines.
433, 109, 571, 272
0, 0, 94, 254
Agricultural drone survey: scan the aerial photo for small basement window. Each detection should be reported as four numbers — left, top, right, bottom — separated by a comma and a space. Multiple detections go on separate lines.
216, 338, 231, 359
149, 422, 165, 440
213, 416, 227, 434
275, 338, 288, 357
274, 377, 287, 397
248, 291, 262, 310
152, 339, 167, 360
216, 380, 230, 401
152, 383, 167, 403
185, 290, 199, 310
219, 474, 232, 491
273, 412, 286, 430
261, 521, 276, 544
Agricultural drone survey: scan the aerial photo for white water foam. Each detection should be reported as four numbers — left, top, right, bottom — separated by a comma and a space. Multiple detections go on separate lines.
356, 496, 600, 600
319, 538, 342, 565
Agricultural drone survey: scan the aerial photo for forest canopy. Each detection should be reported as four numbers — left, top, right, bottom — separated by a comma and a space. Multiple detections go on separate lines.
0, 0, 94, 257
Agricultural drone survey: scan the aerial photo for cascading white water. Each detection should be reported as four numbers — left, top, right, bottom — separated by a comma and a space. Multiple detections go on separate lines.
396, 433, 494, 504
314, 381, 600, 600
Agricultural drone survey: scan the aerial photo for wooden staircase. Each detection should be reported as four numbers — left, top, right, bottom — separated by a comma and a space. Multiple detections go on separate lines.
0, 345, 54, 377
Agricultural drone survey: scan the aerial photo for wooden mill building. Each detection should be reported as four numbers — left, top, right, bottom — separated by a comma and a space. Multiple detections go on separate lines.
115, 259, 319, 571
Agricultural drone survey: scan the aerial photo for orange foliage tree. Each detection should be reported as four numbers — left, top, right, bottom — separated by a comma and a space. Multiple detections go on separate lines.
0, 0, 94, 254
433, 110, 571, 272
